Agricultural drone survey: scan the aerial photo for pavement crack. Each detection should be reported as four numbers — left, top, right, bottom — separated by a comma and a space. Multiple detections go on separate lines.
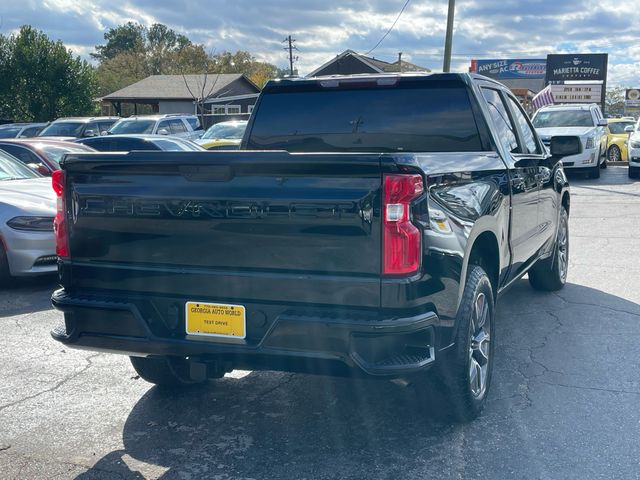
251, 373, 296, 400
512, 308, 565, 413
551, 292, 640, 317
539, 380, 640, 396
0, 353, 101, 413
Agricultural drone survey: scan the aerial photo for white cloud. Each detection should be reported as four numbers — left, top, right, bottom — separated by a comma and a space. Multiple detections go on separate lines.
0, 0, 639, 85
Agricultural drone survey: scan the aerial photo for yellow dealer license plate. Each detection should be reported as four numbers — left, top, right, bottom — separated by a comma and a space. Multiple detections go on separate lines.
185, 302, 246, 339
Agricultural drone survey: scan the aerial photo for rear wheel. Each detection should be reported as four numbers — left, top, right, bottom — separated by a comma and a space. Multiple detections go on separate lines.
607, 145, 621, 163
413, 265, 494, 422
529, 206, 569, 291
130, 356, 206, 388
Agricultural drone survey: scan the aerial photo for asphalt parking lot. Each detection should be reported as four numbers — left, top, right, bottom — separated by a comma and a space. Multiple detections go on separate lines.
1, 166, 639, 480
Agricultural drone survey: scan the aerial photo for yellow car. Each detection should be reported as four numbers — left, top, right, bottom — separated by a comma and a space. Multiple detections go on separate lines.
606, 119, 636, 162
196, 120, 247, 150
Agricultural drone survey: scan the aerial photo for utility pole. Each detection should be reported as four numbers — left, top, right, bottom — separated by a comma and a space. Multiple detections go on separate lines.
442, 0, 456, 72
283, 35, 298, 76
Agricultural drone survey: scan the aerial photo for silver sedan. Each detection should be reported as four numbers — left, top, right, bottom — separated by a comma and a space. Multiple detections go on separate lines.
0, 151, 56, 285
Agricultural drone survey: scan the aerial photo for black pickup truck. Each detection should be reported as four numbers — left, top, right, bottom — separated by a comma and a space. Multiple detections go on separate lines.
51, 73, 579, 421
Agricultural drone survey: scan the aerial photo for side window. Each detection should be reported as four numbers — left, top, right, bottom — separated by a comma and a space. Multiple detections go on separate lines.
482, 88, 519, 154
84, 122, 100, 137
0, 144, 42, 166
19, 127, 39, 137
168, 119, 187, 134
186, 117, 201, 131
97, 121, 115, 134
505, 96, 540, 155
157, 120, 170, 134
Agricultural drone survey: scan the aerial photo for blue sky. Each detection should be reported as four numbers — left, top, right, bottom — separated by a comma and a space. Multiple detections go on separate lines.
2, 0, 639, 86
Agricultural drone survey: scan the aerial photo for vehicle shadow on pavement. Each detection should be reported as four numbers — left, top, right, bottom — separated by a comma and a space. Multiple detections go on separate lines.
566, 165, 637, 188
74, 279, 640, 480
0, 275, 58, 318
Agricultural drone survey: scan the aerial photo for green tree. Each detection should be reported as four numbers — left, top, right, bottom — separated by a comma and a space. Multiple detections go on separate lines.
0, 26, 97, 122
210, 51, 287, 87
91, 22, 145, 61
605, 87, 627, 116
93, 24, 287, 95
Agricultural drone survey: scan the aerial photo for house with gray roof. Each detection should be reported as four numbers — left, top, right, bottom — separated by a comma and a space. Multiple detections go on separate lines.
307, 50, 430, 77
101, 74, 261, 117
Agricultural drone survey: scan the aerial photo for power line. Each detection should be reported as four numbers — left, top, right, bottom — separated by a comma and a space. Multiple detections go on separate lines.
364, 0, 411, 56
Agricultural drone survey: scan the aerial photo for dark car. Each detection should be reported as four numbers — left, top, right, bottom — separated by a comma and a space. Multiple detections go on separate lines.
52, 73, 578, 421
0, 123, 48, 139
38, 117, 118, 140
76, 134, 204, 152
0, 139, 95, 176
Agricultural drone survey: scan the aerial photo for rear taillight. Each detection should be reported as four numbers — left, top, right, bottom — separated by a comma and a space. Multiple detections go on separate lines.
383, 174, 424, 276
52, 170, 69, 258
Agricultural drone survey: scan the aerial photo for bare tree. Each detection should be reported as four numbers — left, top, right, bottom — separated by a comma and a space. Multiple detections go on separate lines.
181, 49, 231, 128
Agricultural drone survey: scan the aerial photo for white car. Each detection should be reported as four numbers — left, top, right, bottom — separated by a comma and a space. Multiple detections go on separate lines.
628, 119, 640, 179
532, 104, 609, 179
0, 151, 56, 285
108, 114, 203, 141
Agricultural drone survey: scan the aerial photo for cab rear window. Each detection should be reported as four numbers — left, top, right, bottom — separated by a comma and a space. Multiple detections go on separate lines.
247, 84, 485, 153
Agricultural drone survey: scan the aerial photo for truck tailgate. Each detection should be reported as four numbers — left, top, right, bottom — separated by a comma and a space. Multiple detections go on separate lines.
63, 151, 382, 308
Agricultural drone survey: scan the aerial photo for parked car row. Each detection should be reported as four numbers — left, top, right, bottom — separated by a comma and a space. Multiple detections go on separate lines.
0, 122, 48, 138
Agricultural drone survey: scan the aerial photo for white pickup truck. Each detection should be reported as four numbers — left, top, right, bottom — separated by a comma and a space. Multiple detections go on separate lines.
532, 103, 609, 179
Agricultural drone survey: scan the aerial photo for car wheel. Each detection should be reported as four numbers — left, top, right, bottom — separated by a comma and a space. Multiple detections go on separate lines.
413, 265, 495, 422
0, 244, 11, 288
587, 159, 601, 179
610, 143, 623, 161
130, 356, 207, 388
529, 206, 569, 291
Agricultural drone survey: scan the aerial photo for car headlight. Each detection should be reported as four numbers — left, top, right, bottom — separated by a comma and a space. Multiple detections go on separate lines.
630, 140, 640, 149
585, 136, 595, 150
6, 216, 54, 231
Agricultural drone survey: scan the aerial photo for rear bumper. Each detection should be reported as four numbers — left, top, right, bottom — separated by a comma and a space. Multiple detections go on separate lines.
51, 289, 439, 377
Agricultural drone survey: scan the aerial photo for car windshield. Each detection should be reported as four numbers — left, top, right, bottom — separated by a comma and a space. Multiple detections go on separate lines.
109, 119, 156, 134
39, 122, 85, 137
0, 150, 39, 180
152, 138, 202, 151
532, 110, 594, 128
0, 126, 22, 138
35, 143, 94, 167
247, 84, 485, 152
202, 123, 247, 140
608, 122, 635, 134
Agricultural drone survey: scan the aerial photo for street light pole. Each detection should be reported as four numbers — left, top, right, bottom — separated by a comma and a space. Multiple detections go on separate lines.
442, 0, 455, 72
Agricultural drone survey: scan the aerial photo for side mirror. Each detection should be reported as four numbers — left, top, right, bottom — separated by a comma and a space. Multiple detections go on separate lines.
157, 128, 170, 136
550, 136, 583, 157
84, 129, 96, 137
625, 125, 635, 133
597, 119, 608, 127
100, 130, 109, 136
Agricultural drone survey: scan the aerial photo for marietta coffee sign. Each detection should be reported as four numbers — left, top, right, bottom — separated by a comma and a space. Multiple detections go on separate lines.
545, 54, 608, 82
